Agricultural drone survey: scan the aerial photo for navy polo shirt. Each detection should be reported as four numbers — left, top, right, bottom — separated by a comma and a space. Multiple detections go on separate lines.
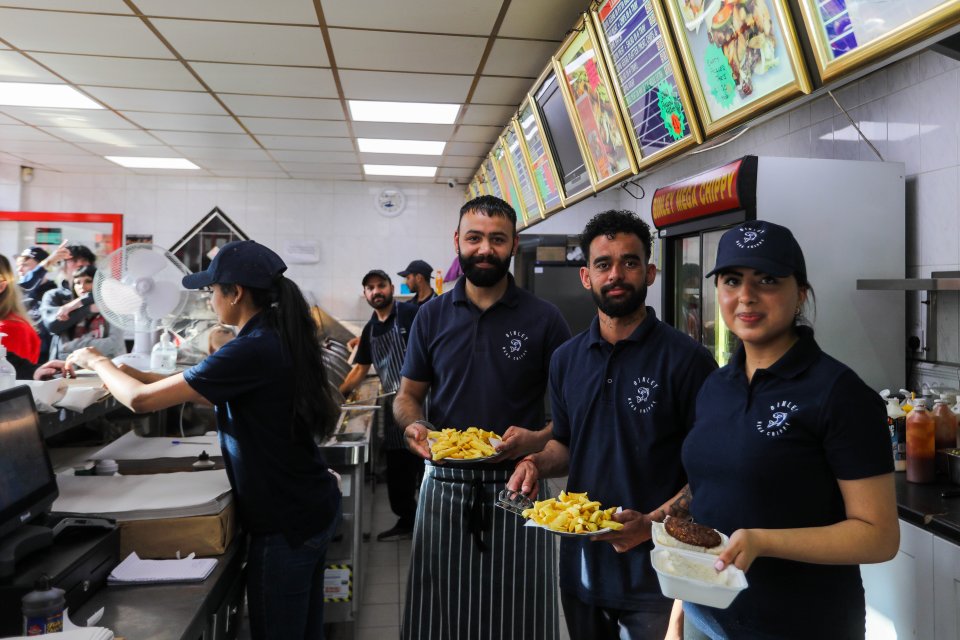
184, 312, 340, 547
551, 308, 716, 610
401, 274, 571, 442
682, 326, 892, 637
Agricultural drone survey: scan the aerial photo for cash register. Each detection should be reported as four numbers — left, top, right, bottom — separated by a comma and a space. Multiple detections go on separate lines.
0, 385, 120, 635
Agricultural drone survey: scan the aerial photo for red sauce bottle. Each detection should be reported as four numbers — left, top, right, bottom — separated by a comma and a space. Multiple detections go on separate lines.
933, 397, 957, 450
906, 399, 935, 484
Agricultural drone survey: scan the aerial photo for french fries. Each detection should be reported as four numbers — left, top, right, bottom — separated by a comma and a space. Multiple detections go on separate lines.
428, 427, 498, 460
521, 490, 623, 534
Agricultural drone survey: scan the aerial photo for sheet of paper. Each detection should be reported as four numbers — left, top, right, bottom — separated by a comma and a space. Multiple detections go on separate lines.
108, 551, 217, 584
89, 431, 222, 460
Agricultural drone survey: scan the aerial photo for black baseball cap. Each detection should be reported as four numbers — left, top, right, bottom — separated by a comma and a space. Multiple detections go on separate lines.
362, 269, 391, 286
182, 240, 287, 290
705, 221, 806, 281
398, 259, 433, 279
19, 246, 49, 262
66, 245, 96, 264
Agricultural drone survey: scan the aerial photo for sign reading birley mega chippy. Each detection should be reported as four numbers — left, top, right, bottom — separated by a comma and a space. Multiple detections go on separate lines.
651, 155, 758, 228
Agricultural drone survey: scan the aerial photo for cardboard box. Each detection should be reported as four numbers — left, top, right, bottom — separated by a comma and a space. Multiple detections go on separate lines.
119, 502, 236, 559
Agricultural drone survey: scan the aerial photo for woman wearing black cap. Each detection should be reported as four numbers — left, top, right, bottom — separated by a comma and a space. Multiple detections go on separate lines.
66, 240, 342, 640
674, 221, 898, 639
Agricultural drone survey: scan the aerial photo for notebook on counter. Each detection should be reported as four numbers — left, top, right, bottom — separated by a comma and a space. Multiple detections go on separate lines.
108, 551, 218, 585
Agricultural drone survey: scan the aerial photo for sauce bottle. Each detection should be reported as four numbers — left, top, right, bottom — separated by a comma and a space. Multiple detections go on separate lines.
933, 395, 957, 449
435, 269, 443, 295
883, 393, 906, 471
906, 399, 935, 484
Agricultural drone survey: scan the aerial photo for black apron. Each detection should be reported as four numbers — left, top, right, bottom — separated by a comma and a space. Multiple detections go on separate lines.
370, 316, 407, 450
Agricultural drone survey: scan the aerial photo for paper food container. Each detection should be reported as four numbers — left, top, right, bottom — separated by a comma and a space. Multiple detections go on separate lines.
650, 547, 748, 609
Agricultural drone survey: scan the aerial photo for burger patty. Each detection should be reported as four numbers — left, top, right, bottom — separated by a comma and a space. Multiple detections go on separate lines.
664, 517, 722, 549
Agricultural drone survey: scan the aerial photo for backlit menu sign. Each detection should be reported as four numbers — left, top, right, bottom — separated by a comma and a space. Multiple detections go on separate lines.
503, 124, 543, 224
517, 99, 563, 214
492, 139, 526, 218
481, 156, 503, 200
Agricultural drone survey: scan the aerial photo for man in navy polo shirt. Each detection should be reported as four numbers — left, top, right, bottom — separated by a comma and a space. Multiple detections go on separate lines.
508, 210, 717, 640
394, 195, 571, 640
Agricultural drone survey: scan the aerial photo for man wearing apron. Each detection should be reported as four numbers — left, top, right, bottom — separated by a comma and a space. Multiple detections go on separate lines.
395, 196, 572, 640
339, 269, 421, 541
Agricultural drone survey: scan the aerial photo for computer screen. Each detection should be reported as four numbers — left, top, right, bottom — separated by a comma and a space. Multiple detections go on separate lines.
0, 386, 57, 541
534, 72, 591, 197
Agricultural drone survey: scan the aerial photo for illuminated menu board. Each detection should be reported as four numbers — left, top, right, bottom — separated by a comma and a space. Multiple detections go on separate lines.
517, 99, 563, 214
491, 139, 526, 218
481, 156, 503, 199
799, 0, 960, 82
503, 125, 542, 223
663, 0, 811, 135
556, 16, 636, 189
592, 0, 701, 167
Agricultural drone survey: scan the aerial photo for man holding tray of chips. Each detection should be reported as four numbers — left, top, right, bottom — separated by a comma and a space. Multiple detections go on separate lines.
395, 195, 571, 640
507, 210, 716, 639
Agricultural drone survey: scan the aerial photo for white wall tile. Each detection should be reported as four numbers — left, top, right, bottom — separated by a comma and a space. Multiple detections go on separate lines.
918, 70, 960, 173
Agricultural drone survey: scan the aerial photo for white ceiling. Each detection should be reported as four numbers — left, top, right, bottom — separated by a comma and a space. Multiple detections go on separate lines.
0, 0, 587, 184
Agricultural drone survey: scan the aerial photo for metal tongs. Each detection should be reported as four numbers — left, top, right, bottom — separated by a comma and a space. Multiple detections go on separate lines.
496, 488, 535, 516
340, 391, 397, 410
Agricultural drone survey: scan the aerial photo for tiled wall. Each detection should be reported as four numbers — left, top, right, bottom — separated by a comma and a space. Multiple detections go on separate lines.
1, 170, 468, 321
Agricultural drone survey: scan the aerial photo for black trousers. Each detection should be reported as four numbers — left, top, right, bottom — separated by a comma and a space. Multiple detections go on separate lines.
385, 448, 422, 527
561, 590, 672, 640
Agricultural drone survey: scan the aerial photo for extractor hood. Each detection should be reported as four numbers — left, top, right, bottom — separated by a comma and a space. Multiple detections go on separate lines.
858, 272, 960, 291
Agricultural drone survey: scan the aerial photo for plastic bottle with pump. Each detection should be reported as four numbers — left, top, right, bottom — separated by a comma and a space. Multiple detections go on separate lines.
21, 575, 65, 635
906, 398, 936, 484
150, 330, 177, 374
0, 332, 15, 392
881, 389, 906, 471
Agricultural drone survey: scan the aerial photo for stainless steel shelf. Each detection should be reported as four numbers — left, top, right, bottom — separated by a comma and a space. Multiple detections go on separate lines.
857, 278, 960, 291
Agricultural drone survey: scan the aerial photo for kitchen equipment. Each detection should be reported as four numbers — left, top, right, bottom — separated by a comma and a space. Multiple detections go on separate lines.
496, 489, 535, 516
942, 448, 960, 485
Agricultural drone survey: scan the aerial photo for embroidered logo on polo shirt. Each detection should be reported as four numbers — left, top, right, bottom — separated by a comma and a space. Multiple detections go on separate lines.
626, 376, 660, 414
735, 226, 765, 249
756, 400, 799, 437
501, 330, 529, 361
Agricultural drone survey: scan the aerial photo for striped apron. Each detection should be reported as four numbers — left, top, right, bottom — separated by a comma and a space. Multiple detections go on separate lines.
369, 315, 407, 450
401, 464, 559, 640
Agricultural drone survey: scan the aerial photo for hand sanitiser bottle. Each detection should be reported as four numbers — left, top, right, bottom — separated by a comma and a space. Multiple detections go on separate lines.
150, 331, 177, 374
0, 333, 15, 391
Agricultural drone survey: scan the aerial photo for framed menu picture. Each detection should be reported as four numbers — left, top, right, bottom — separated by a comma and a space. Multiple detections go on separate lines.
502, 124, 544, 224
517, 98, 564, 215
591, 0, 703, 171
481, 156, 504, 200
663, 0, 812, 136
491, 138, 528, 220
555, 14, 638, 191
799, 0, 960, 82
468, 180, 480, 199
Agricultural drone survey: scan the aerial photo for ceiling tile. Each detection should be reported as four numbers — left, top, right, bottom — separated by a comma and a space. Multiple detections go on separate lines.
0, 139, 88, 154
258, 135, 354, 151
440, 155, 483, 168
0, 1, 130, 11
151, 130, 259, 148
498, 0, 586, 40
190, 159, 282, 171
0, 106, 138, 129
0, 8, 172, 58
174, 147, 271, 161
351, 122, 454, 139
135, 0, 318, 24
32, 53, 204, 90
440, 167, 476, 178
81, 86, 227, 114
43, 127, 166, 146
192, 63, 337, 98
0, 125, 59, 141
330, 29, 485, 74
471, 76, 533, 105
451, 125, 500, 143
460, 104, 517, 126
289, 172, 360, 180
211, 169, 288, 178
485, 39, 560, 77
271, 150, 357, 163
280, 161, 360, 173
0, 50, 61, 82
321, 0, 500, 36
152, 19, 328, 66
78, 142, 173, 155
219, 95, 343, 119
445, 141, 493, 156
16, 152, 113, 166
339, 70, 470, 102
123, 112, 243, 133
241, 117, 349, 136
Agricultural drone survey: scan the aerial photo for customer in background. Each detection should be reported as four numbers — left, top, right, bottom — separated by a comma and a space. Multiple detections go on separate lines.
47, 265, 124, 360
508, 210, 716, 640
339, 269, 421, 541
675, 221, 898, 639
0, 254, 41, 378
64, 240, 342, 640
17, 243, 68, 362
398, 259, 436, 306
39, 244, 98, 356
395, 195, 571, 640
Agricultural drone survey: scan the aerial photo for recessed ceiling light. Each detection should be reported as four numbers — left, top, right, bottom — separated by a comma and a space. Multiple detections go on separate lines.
358, 138, 445, 155
0, 82, 103, 109
363, 164, 437, 177
349, 100, 460, 124
105, 156, 200, 169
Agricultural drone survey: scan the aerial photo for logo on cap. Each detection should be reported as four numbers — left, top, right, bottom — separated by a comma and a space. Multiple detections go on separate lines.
756, 400, 799, 437
735, 226, 765, 250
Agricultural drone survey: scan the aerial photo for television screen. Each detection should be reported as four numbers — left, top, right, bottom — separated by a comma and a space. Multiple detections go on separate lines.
0, 386, 57, 541
535, 72, 592, 198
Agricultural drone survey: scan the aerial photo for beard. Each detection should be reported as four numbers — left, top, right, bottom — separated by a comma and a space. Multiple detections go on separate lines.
367, 292, 393, 310
459, 251, 512, 288
591, 280, 647, 318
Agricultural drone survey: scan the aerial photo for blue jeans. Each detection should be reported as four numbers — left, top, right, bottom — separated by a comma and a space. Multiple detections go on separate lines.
561, 591, 672, 640
246, 512, 341, 640
683, 603, 785, 640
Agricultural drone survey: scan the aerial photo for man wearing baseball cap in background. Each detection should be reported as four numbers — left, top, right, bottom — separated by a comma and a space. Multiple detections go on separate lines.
17, 243, 70, 362
398, 259, 435, 307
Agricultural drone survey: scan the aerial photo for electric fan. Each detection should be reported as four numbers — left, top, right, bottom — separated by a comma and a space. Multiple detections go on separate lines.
93, 244, 191, 370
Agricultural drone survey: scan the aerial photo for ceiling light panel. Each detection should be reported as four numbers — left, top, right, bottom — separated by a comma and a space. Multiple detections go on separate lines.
364, 164, 437, 177
0, 82, 102, 109
349, 100, 460, 125
357, 138, 445, 155
106, 156, 200, 169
